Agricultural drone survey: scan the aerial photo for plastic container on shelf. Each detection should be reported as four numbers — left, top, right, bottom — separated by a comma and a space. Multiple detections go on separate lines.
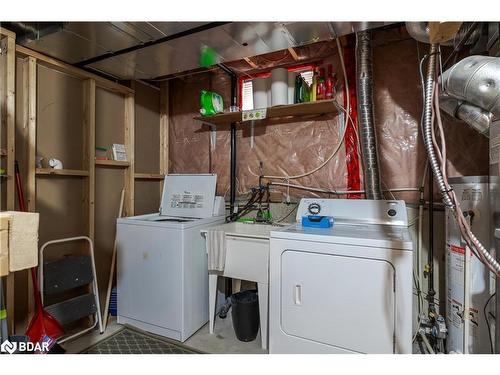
200, 90, 224, 116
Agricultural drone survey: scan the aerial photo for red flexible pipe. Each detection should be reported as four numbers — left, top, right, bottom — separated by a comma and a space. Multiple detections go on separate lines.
342, 36, 362, 199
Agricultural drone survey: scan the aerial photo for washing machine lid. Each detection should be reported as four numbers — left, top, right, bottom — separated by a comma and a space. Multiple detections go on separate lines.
117, 213, 223, 229
271, 223, 413, 250
159, 174, 217, 219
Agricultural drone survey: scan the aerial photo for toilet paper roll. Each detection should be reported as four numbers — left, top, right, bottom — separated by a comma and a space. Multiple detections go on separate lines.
252, 77, 269, 109
271, 68, 288, 106
288, 71, 298, 105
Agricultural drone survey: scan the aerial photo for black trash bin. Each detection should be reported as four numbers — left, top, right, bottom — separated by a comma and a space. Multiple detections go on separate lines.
231, 289, 260, 342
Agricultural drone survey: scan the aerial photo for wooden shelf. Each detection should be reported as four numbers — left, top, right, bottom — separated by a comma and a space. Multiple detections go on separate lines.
95, 159, 130, 168
194, 100, 339, 126
134, 173, 165, 180
35, 168, 89, 177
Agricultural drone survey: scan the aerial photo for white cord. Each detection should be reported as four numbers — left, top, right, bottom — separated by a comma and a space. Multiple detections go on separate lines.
269, 181, 419, 196
261, 38, 350, 181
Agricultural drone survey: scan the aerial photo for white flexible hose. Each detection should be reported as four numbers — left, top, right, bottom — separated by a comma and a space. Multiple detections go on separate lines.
268, 181, 420, 196
261, 38, 350, 181
426, 57, 500, 276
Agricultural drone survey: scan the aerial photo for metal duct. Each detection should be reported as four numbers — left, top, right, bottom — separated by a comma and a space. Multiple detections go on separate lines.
440, 55, 500, 118
406, 22, 481, 46
356, 30, 383, 200
439, 95, 492, 137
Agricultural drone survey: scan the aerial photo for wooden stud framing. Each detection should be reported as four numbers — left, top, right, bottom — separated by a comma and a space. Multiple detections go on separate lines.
288, 47, 300, 61
22, 56, 37, 316
83, 79, 96, 241
244, 57, 258, 69
23, 57, 37, 213
5, 36, 15, 211
1, 28, 16, 334
15, 45, 133, 95
2, 39, 154, 332
159, 81, 169, 191
124, 94, 135, 217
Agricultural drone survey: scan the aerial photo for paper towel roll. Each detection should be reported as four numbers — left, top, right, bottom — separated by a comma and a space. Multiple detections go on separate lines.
252, 77, 268, 109
271, 68, 288, 106
267, 77, 272, 107
288, 71, 298, 105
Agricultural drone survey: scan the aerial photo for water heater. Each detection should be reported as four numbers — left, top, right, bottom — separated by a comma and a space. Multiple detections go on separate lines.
445, 176, 495, 353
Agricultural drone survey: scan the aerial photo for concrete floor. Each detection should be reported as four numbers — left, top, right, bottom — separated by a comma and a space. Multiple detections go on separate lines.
185, 313, 266, 354
63, 315, 267, 354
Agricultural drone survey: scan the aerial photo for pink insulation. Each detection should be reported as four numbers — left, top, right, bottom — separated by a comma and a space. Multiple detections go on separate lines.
168, 31, 488, 204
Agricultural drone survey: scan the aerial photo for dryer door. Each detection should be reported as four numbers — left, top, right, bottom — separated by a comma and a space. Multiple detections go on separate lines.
280, 249, 396, 353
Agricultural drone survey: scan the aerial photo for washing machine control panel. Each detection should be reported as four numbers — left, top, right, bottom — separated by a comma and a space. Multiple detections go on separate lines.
296, 198, 408, 226
307, 202, 321, 215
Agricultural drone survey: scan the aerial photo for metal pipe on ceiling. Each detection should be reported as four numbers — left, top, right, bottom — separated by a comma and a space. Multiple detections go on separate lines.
75, 22, 231, 68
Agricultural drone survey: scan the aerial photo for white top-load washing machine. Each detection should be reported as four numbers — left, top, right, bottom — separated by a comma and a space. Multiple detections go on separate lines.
116, 174, 225, 342
269, 199, 413, 354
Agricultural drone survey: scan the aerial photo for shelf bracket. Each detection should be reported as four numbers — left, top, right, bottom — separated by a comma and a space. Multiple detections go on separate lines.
205, 123, 217, 151
250, 122, 255, 149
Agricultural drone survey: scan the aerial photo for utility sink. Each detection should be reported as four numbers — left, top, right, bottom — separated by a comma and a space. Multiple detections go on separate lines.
201, 221, 287, 239
201, 221, 287, 351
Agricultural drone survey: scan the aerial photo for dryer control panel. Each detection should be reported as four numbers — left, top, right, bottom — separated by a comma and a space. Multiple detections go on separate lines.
296, 199, 408, 227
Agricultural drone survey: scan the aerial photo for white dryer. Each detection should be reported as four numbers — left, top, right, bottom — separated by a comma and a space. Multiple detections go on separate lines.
269, 199, 413, 354
116, 174, 225, 342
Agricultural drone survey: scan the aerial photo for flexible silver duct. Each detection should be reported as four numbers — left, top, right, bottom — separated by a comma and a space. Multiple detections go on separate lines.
406, 22, 480, 46
356, 30, 382, 200
440, 55, 500, 117
439, 95, 492, 137
423, 44, 454, 207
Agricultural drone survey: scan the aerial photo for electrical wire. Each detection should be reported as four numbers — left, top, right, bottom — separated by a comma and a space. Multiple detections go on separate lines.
421, 46, 500, 276
484, 293, 496, 354
434, 83, 500, 274
267, 181, 420, 196
261, 38, 350, 181
273, 204, 298, 223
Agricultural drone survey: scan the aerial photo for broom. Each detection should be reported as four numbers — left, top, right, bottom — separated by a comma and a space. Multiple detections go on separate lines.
14, 161, 64, 352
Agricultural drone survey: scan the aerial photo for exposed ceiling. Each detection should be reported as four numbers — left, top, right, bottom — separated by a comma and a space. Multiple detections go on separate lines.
6, 22, 396, 80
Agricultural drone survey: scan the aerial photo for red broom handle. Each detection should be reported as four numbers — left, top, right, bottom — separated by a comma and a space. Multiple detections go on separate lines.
14, 161, 42, 311
14, 161, 26, 212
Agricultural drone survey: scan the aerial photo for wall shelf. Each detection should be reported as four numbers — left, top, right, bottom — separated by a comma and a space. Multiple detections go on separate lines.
193, 100, 339, 127
134, 173, 165, 180
95, 159, 130, 168
35, 168, 90, 177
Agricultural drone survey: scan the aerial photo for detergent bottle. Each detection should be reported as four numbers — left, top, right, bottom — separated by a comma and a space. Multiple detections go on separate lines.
199, 90, 224, 116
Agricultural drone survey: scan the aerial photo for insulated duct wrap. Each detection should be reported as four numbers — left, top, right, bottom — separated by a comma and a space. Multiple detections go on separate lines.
440, 55, 500, 118
356, 30, 383, 200
439, 95, 492, 136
